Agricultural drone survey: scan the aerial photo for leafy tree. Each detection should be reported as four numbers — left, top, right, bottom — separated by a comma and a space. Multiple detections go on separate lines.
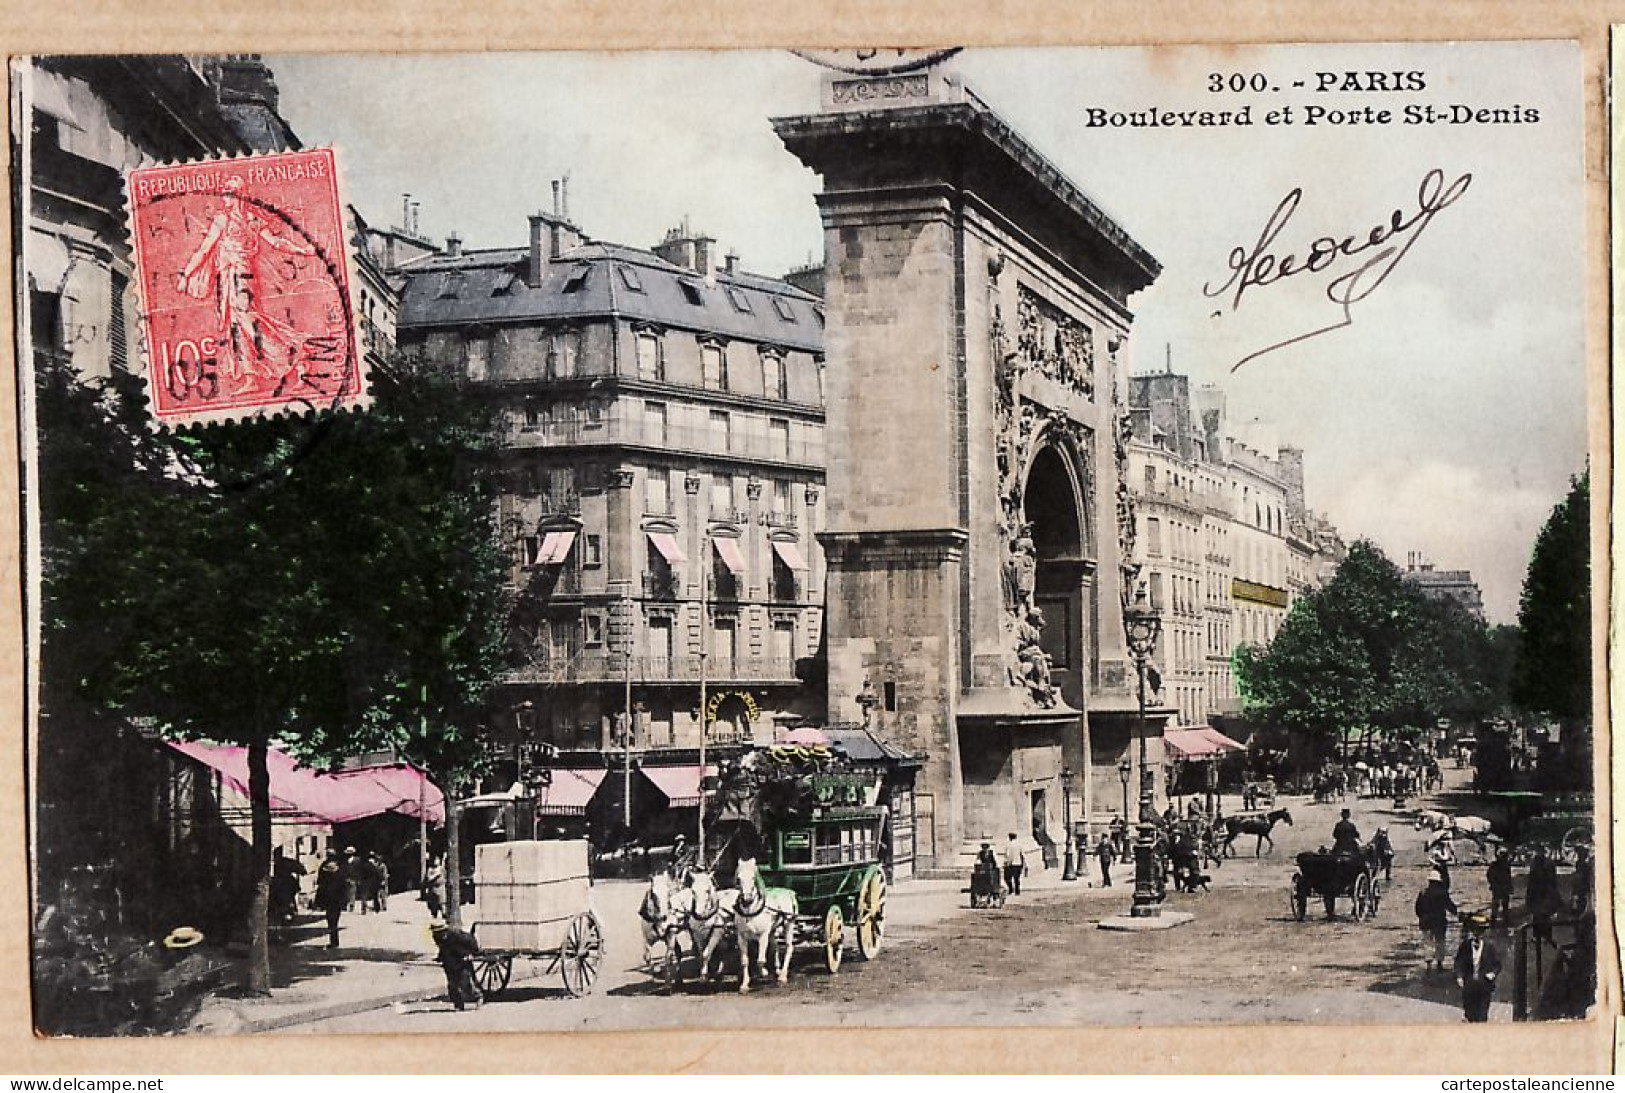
35, 353, 510, 993
1512, 473, 1590, 723
1235, 540, 1506, 757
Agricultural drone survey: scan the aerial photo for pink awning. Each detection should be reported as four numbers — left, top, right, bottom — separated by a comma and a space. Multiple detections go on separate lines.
771, 539, 807, 571
647, 531, 687, 564
537, 529, 577, 565
712, 536, 746, 577
167, 741, 445, 826
535, 768, 607, 816
1163, 727, 1246, 761
641, 764, 717, 808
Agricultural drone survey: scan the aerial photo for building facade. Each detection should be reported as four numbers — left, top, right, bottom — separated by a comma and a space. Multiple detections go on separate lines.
393, 204, 829, 830
1128, 372, 1347, 728
1403, 553, 1486, 620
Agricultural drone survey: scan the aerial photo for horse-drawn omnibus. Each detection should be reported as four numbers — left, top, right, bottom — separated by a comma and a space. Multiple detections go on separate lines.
708, 746, 889, 985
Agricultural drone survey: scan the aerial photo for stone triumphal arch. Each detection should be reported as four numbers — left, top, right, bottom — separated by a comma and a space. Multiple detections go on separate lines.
775, 64, 1164, 872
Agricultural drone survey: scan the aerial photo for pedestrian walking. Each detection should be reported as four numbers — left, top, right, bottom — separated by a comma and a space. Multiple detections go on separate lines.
313, 849, 348, 948
1414, 876, 1458, 974
342, 846, 361, 912
1002, 832, 1025, 896
1527, 845, 1562, 948
1096, 836, 1114, 887
368, 852, 389, 912
430, 921, 483, 1011
1486, 848, 1513, 923
1454, 913, 1502, 1022
1571, 846, 1594, 914
423, 856, 445, 919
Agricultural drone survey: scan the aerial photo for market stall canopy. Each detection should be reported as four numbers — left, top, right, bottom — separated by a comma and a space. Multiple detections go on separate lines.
167, 741, 445, 825
535, 768, 607, 816
776, 725, 831, 748
1162, 726, 1246, 761
642, 764, 718, 808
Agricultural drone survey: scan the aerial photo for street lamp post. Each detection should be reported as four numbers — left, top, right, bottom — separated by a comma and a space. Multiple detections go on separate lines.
1122, 582, 1164, 918
1061, 766, 1077, 881
1117, 757, 1132, 830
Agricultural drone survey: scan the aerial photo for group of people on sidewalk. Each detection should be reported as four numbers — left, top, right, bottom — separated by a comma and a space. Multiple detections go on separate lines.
306, 846, 395, 949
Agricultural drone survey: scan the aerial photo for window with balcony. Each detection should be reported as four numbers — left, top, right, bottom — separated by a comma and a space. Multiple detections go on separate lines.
582, 534, 602, 568
644, 401, 668, 444
701, 341, 728, 391
583, 613, 604, 647
548, 328, 579, 378
710, 474, 734, 520
762, 349, 787, 400
645, 467, 670, 514
769, 480, 794, 526
712, 617, 738, 665
771, 551, 798, 603
708, 410, 731, 453
635, 330, 664, 380
463, 335, 489, 381
771, 620, 795, 663
1146, 516, 1163, 557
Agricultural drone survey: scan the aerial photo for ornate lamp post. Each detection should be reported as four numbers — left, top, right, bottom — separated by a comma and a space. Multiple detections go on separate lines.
1122, 582, 1164, 918
1117, 756, 1132, 829
1061, 766, 1077, 881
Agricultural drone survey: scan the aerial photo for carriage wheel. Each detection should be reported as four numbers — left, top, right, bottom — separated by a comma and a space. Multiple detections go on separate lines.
1352, 873, 1372, 921
857, 870, 886, 961
559, 912, 604, 998
1368, 877, 1383, 917
1560, 827, 1591, 866
1290, 876, 1308, 922
472, 954, 513, 998
822, 905, 845, 975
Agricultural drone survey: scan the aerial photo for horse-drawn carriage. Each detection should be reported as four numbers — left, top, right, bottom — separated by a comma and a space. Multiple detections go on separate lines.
971, 856, 1005, 908
648, 744, 889, 992
467, 839, 605, 999
1289, 847, 1384, 922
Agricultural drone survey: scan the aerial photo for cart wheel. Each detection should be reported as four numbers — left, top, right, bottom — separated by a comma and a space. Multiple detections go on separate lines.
1368, 877, 1383, 917
822, 905, 845, 975
1352, 873, 1371, 921
560, 912, 604, 998
1560, 827, 1591, 866
857, 869, 886, 961
1290, 875, 1308, 921
473, 954, 513, 998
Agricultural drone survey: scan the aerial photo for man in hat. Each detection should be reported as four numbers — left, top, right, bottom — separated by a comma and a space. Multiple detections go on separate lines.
1332, 809, 1362, 856
670, 833, 696, 882
313, 849, 348, 949
1002, 832, 1025, 896
1414, 875, 1458, 974
1527, 845, 1562, 948
430, 921, 483, 1011
1486, 848, 1514, 923
1454, 913, 1502, 1022
1096, 833, 1115, 887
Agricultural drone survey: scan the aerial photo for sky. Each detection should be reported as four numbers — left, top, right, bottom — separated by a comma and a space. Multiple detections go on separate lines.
270, 44, 1587, 623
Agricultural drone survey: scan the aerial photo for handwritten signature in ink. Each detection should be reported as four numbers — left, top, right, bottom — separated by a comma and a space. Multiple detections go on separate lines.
1204, 168, 1473, 372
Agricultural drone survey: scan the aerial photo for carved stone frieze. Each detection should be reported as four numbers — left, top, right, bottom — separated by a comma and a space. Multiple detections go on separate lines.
1016, 285, 1094, 400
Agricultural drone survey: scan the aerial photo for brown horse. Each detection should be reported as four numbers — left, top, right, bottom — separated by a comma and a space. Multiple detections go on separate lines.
1222, 808, 1294, 857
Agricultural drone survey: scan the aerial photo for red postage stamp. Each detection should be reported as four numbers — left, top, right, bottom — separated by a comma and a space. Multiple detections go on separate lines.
125, 148, 368, 428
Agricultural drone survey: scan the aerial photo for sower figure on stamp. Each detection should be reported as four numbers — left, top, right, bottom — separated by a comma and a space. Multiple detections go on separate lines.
175, 176, 315, 393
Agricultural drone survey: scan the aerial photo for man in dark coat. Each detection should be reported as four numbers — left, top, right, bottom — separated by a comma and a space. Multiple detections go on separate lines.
431, 921, 483, 1010
313, 849, 347, 948
1454, 913, 1502, 1022
1414, 876, 1458, 973
1486, 848, 1514, 923
1331, 809, 1362, 855
1527, 845, 1562, 948
1096, 835, 1114, 887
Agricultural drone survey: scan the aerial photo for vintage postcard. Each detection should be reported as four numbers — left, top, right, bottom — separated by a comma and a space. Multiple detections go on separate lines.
13, 43, 1605, 1051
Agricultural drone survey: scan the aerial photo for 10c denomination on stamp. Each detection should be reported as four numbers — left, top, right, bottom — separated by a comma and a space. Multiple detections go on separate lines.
125, 148, 368, 428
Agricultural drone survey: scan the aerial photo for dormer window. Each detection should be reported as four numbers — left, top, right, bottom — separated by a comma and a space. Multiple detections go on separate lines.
679, 280, 704, 306
726, 287, 752, 313
772, 297, 796, 322
491, 272, 517, 296
562, 266, 590, 294
618, 265, 644, 293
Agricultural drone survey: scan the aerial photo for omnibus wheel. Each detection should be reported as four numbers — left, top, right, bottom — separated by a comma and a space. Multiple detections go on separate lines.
857, 869, 886, 961
822, 905, 845, 975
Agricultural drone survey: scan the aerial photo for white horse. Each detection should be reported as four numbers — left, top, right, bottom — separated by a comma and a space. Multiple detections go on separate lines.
1413, 809, 1450, 831
638, 870, 683, 968
683, 870, 739, 983
1449, 815, 1498, 859
732, 856, 797, 993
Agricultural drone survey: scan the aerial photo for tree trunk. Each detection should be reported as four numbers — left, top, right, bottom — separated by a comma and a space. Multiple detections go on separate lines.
246, 736, 273, 996
444, 781, 463, 929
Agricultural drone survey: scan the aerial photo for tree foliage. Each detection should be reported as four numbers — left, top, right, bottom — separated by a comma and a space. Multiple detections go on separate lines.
1235, 540, 1509, 749
1512, 472, 1590, 723
35, 353, 511, 990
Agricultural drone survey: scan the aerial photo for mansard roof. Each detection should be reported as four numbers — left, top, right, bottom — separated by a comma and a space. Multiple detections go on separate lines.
397, 238, 824, 352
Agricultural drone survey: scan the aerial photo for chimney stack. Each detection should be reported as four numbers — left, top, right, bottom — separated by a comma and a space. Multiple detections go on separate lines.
552, 180, 561, 218
561, 174, 571, 224
445, 233, 462, 257
528, 214, 548, 287
725, 251, 739, 276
